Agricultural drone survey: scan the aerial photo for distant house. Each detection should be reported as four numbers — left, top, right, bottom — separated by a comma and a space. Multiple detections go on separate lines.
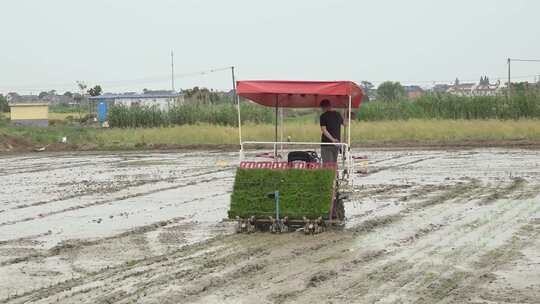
7, 93, 76, 106
434, 77, 503, 97
432, 84, 450, 93
41, 94, 75, 106
473, 79, 502, 96
447, 83, 476, 97
88, 91, 184, 111
9, 103, 49, 126
403, 85, 424, 99
6, 93, 40, 103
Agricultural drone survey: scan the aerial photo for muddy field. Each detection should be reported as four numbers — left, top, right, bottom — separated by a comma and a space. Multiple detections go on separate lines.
0, 149, 539, 303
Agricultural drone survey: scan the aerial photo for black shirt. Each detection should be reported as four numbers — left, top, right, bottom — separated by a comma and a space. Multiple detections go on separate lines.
320, 111, 343, 143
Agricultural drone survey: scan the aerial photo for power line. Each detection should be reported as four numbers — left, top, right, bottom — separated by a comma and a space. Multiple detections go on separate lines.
366, 74, 539, 85
171, 50, 175, 92
0, 66, 233, 91
1, 68, 537, 93
509, 58, 540, 62
507, 58, 540, 100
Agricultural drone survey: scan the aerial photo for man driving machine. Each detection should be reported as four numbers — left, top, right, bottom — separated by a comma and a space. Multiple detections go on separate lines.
319, 99, 346, 163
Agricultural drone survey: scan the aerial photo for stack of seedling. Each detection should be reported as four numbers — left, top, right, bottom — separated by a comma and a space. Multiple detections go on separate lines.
229, 168, 336, 220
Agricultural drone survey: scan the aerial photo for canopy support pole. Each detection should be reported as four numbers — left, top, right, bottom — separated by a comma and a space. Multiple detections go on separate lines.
348, 95, 352, 149
348, 94, 353, 185
280, 107, 284, 155
274, 95, 279, 160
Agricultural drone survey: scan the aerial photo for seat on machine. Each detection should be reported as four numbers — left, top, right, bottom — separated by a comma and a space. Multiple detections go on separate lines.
287, 151, 319, 163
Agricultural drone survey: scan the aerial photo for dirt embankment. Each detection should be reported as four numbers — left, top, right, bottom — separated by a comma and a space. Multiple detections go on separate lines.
0, 135, 241, 153
3, 129, 540, 154
0, 134, 33, 153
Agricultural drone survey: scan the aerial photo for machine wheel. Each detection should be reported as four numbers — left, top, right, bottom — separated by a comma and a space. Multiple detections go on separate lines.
303, 217, 326, 234
269, 216, 289, 233
333, 198, 345, 221
236, 216, 256, 233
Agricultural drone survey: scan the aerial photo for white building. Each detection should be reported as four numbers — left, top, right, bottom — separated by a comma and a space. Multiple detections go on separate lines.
441, 78, 503, 97
89, 91, 184, 111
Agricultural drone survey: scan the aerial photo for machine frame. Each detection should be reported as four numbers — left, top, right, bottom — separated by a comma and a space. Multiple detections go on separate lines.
232, 80, 364, 233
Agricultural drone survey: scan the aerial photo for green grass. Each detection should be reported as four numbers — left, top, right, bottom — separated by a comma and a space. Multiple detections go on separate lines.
229, 168, 336, 219
108, 103, 273, 128
0, 123, 94, 145
49, 112, 86, 120
49, 105, 83, 113
357, 92, 540, 121
1, 112, 86, 121
104, 92, 540, 128
2, 119, 540, 149
100, 119, 540, 145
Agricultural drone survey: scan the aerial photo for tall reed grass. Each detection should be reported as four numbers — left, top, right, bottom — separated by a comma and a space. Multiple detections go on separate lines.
3, 119, 540, 148
358, 92, 540, 121
108, 103, 272, 128
107, 92, 540, 128
94, 120, 540, 146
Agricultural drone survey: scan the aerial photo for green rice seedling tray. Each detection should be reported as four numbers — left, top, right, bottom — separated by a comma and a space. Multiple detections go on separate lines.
229, 168, 336, 220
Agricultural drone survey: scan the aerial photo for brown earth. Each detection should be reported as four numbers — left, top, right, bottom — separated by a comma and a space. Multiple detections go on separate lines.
0, 149, 539, 303
3, 130, 540, 154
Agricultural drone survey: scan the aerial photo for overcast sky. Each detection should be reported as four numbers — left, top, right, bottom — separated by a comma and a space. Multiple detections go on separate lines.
1, 0, 539, 94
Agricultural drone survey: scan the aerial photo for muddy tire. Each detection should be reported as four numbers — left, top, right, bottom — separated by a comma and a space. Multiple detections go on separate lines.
333, 198, 345, 221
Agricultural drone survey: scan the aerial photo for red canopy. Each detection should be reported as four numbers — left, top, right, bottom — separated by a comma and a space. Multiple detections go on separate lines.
236, 80, 363, 108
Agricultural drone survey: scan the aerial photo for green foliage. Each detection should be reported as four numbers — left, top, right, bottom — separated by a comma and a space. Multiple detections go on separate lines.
2, 124, 93, 144
228, 168, 336, 220
357, 92, 540, 121
87, 85, 103, 97
377, 81, 406, 102
50, 104, 81, 113
108, 102, 273, 128
0, 95, 9, 112
0, 114, 8, 126
108, 105, 167, 128
38, 91, 49, 99
360, 80, 374, 102
181, 87, 230, 104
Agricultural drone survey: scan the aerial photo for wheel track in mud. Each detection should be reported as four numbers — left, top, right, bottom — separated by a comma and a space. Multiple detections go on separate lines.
258, 190, 536, 303
1, 178, 476, 302
213, 181, 538, 303
1, 235, 251, 303
0, 159, 119, 176
390, 215, 540, 304
0, 167, 234, 227
315, 187, 540, 303
366, 153, 418, 165
0, 151, 223, 175
268, 179, 494, 302
0, 179, 500, 303
364, 155, 439, 176
6, 165, 230, 211
205, 178, 492, 303
2, 151, 540, 303
8, 177, 176, 211
0, 190, 229, 262
3, 198, 538, 303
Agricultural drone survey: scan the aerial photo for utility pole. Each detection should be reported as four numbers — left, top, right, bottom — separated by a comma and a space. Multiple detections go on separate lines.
231, 66, 242, 147
506, 58, 540, 99
231, 66, 236, 101
507, 58, 511, 101
171, 50, 175, 92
